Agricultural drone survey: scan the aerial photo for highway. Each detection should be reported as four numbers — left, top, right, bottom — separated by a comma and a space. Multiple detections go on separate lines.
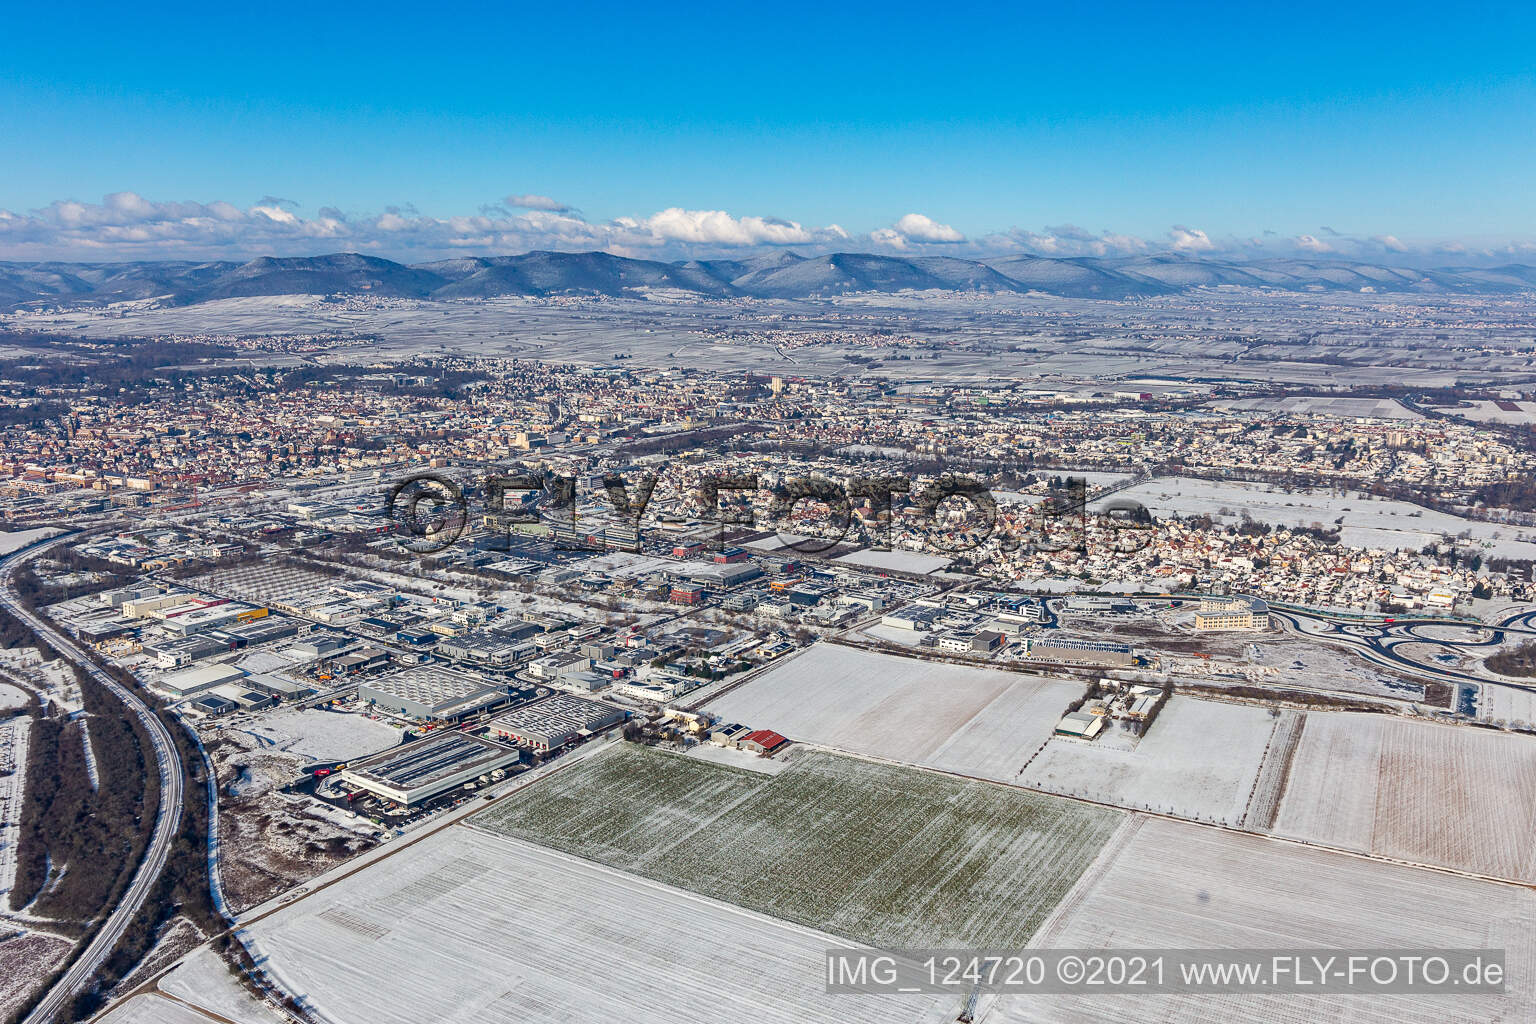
1270, 604, 1536, 696
0, 538, 186, 1024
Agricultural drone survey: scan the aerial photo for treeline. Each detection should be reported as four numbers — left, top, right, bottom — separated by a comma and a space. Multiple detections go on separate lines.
1487, 641, 1536, 678
8, 670, 159, 927
0, 601, 59, 660
1475, 479, 1536, 513
75, 679, 219, 1019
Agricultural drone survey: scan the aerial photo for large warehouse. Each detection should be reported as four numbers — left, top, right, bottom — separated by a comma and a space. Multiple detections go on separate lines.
337, 733, 522, 806
487, 694, 627, 752
358, 667, 512, 721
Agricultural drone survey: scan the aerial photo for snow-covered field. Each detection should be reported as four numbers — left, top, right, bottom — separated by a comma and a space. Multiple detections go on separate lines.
0, 683, 28, 711
996, 815, 1536, 1024
242, 825, 961, 1024
1479, 683, 1536, 728
1092, 477, 1536, 558
1018, 697, 1277, 824
157, 945, 283, 1024
476, 744, 1122, 949
98, 994, 226, 1024
706, 643, 1082, 775
0, 527, 61, 556
1274, 711, 1536, 882
234, 706, 403, 762
832, 548, 954, 575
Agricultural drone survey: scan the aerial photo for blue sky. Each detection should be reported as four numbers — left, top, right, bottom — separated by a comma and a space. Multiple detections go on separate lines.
4, 0, 1535, 261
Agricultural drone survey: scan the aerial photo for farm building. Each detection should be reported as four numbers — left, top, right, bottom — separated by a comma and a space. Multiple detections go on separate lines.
337, 733, 522, 807
738, 729, 790, 755
1054, 711, 1105, 740
487, 694, 627, 752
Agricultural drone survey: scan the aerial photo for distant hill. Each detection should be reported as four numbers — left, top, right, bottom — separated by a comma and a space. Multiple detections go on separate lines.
1, 249, 1533, 310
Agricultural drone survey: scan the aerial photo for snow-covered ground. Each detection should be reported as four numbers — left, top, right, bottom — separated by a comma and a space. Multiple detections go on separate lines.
682, 742, 790, 774
1019, 696, 1276, 824
1480, 684, 1536, 728
0, 683, 28, 711
999, 815, 1536, 1024
832, 547, 954, 574
234, 706, 403, 763
242, 826, 960, 1024
158, 945, 284, 1024
1093, 477, 1536, 558
1273, 711, 1536, 882
0, 527, 62, 556
706, 643, 1081, 773
97, 993, 224, 1024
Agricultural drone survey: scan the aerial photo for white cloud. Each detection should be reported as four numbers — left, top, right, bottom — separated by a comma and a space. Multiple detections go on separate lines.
891, 213, 964, 243
1169, 225, 1215, 252
633, 208, 819, 246
0, 191, 1524, 269
505, 193, 572, 212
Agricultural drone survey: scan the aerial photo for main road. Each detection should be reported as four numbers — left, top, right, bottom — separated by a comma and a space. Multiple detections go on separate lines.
0, 536, 186, 1024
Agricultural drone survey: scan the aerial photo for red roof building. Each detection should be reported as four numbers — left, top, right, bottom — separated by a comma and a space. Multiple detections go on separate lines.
738, 729, 789, 755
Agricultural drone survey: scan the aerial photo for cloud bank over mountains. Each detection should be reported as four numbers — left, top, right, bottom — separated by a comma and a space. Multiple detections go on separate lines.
0, 190, 1531, 268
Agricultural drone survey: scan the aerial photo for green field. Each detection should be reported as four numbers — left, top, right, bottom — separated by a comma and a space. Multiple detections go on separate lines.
474, 743, 1124, 948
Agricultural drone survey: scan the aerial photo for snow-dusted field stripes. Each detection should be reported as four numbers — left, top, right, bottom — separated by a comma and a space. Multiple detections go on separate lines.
1241, 710, 1304, 830
1018, 697, 1277, 825
1274, 712, 1536, 881
705, 643, 1082, 776
987, 816, 1536, 1024
240, 826, 960, 1024
475, 743, 1123, 948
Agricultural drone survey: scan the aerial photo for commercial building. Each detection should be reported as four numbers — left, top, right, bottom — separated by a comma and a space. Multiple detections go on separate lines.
337, 733, 522, 807
487, 694, 627, 752
358, 667, 509, 721
1193, 596, 1271, 632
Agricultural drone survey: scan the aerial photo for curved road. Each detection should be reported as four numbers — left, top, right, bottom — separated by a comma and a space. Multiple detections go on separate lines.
1, 539, 186, 1024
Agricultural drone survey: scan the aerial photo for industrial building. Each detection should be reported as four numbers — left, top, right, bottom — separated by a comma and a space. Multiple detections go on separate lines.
436, 630, 536, 670
1024, 637, 1135, 667
337, 733, 522, 806
358, 667, 511, 721
153, 662, 248, 698
487, 694, 627, 752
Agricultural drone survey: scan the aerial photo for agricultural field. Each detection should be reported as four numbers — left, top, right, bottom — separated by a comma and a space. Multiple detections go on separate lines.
1272, 712, 1536, 882
989, 816, 1536, 1024
0, 931, 72, 1023
156, 945, 284, 1024
1017, 697, 1277, 825
240, 825, 961, 1024
705, 642, 1081, 778
475, 743, 1123, 948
